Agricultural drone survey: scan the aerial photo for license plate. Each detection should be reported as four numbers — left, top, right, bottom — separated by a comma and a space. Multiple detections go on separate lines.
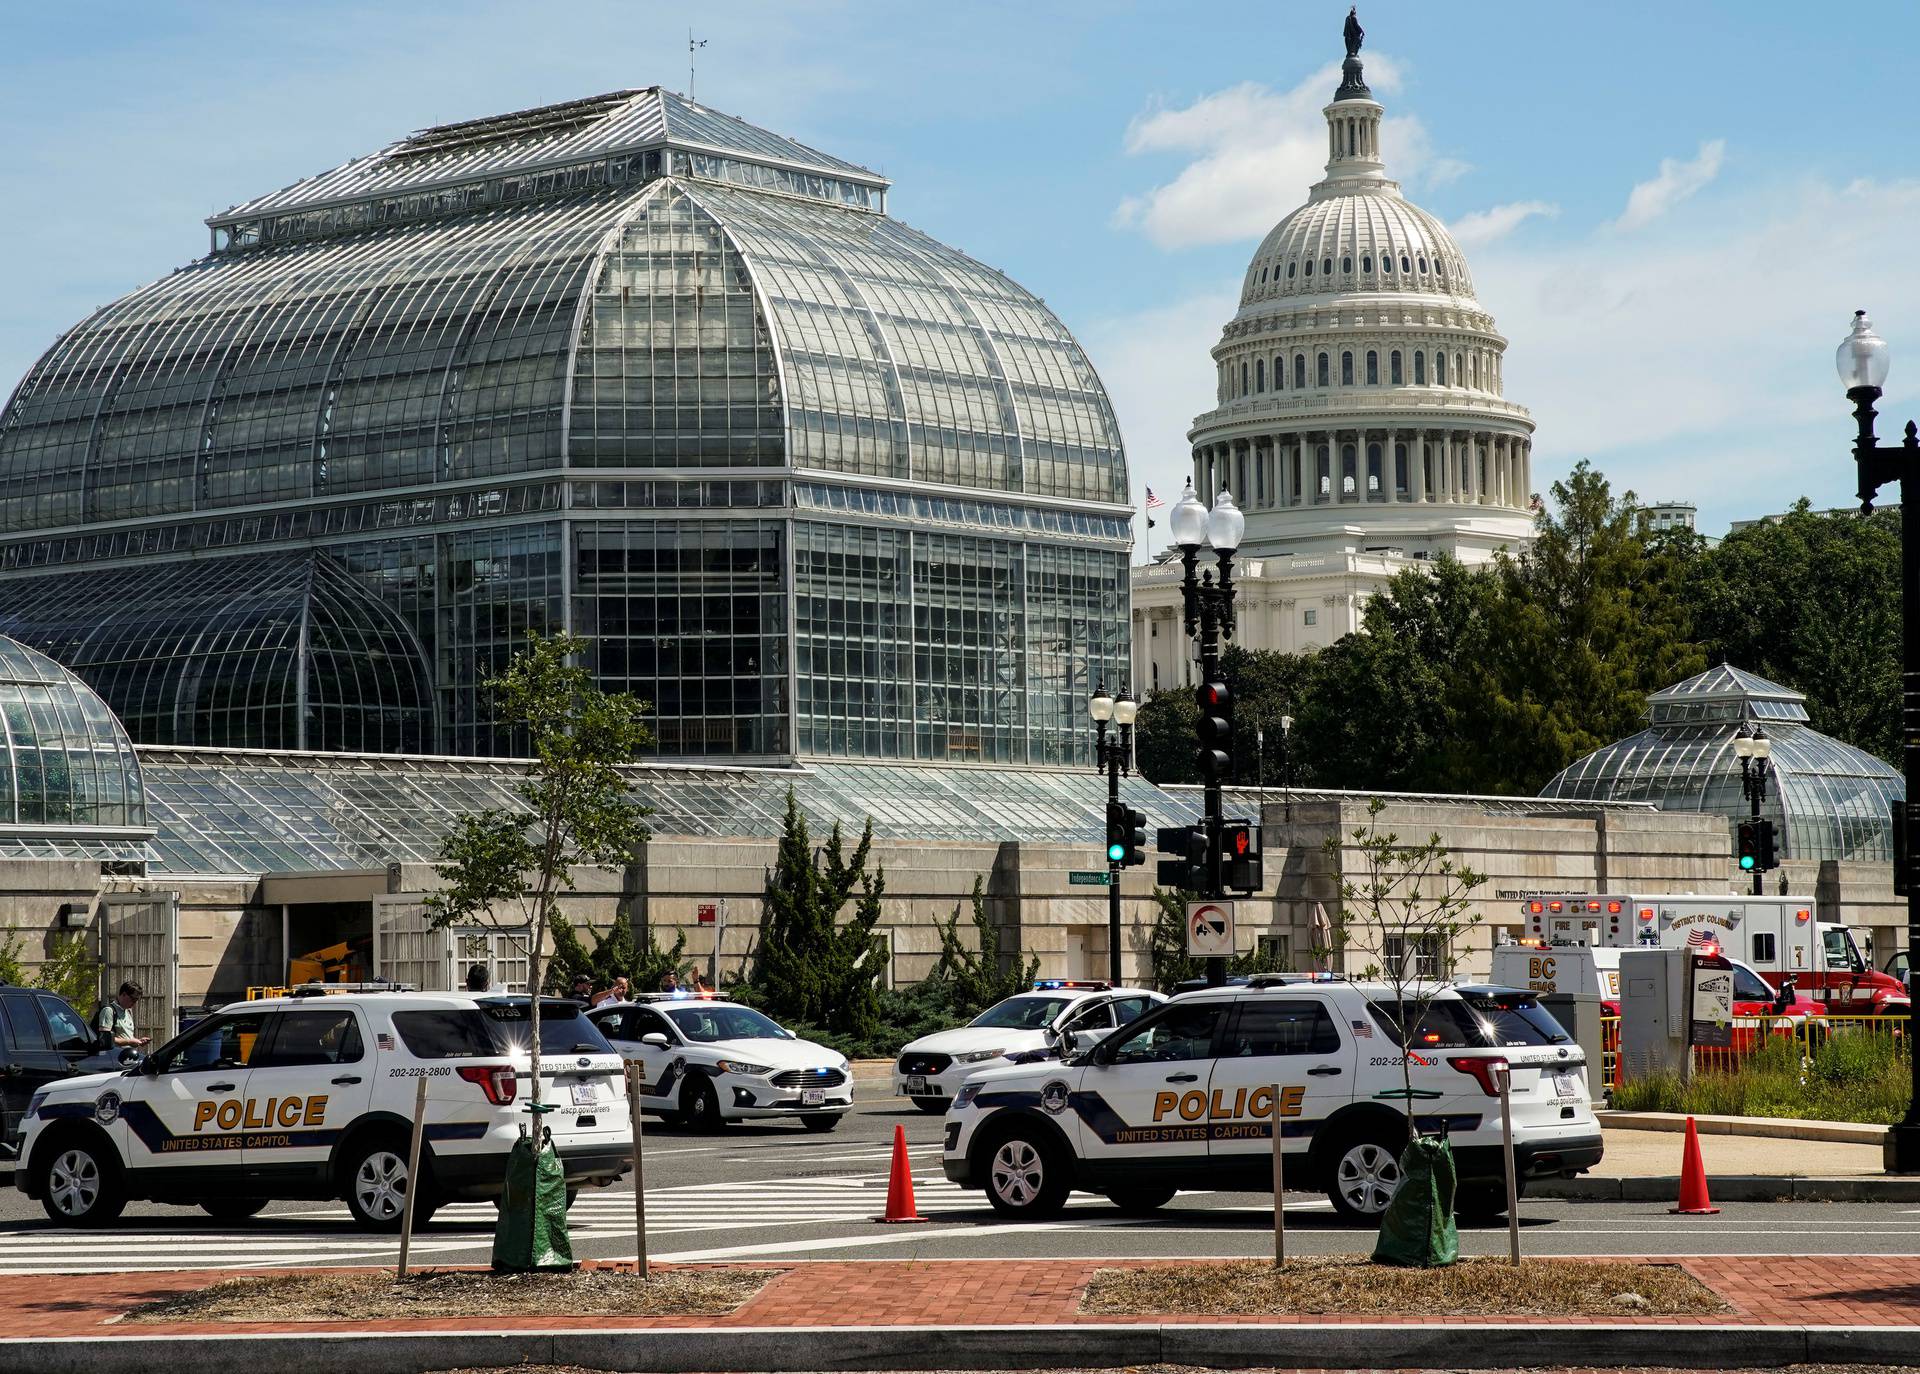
1553, 1072, 1578, 1100
906, 1075, 927, 1094
571, 1082, 599, 1106
802, 1088, 825, 1106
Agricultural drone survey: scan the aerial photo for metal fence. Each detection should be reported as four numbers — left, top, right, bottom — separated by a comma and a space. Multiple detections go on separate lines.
1598, 1013, 1908, 1093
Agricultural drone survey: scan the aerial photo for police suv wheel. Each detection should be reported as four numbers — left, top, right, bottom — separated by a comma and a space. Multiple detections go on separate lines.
1328, 1130, 1405, 1222
983, 1128, 1069, 1218
38, 1140, 125, 1227
345, 1141, 415, 1230
910, 1096, 948, 1115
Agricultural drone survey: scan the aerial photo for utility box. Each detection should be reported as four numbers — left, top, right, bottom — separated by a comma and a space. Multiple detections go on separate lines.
1619, 946, 1734, 1083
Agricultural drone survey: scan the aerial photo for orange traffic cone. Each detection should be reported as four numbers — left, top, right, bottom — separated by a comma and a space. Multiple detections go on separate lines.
1670, 1115, 1719, 1215
875, 1123, 928, 1224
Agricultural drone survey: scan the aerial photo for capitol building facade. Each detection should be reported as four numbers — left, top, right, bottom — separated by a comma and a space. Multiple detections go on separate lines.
1133, 19, 1535, 693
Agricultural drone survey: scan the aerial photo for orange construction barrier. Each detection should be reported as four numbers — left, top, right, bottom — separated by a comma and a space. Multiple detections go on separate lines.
875, 1123, 928, 1224
1670, 1115, 1719, 1215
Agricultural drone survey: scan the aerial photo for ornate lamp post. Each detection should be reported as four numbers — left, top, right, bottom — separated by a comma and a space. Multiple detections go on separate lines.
1169, 480, 1245, 985
1090, 685, 1137, 983
1733, 724, 1773, 898
1280, 712, 1295, 824
1835, 310, 1920, 1171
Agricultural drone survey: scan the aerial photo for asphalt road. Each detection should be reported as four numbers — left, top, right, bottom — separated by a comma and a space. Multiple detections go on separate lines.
3, 1085, 1918, 1273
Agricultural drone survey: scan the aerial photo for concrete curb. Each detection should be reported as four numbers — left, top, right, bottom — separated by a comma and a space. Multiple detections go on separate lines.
10, 1321, 1920, 1373
1600, 1110, 1889, 1145
1532, 1173, 1920, 1202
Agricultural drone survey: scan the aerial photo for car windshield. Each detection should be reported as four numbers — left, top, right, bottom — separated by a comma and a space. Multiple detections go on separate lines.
666, 1005, 788, 1042
1731, 963, 1776, 1001
395, 1000, 615, 1058
970, 996, 1074, 1030
1458, 993, 1571, 1046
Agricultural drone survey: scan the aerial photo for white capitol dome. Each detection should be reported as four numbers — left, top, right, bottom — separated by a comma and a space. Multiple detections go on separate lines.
1136, 11, 1536, 687
1184, 9, 1534, 564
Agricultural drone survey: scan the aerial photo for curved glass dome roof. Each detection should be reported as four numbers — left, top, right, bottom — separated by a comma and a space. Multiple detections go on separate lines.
0, 552, 434, 754
0, 635, 144, 830
0, 86, 1126, 534
1539, 665, 1902, 864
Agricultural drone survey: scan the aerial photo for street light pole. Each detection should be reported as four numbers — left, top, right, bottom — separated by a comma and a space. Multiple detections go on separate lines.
1734, 724, 1773, 898
1169, 482, 1245, 988
1834, 310, 1920, 1172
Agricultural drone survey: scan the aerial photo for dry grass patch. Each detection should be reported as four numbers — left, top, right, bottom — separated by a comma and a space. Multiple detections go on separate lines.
1080, 1257, 1726, 1317
128, 1267, 777, 1323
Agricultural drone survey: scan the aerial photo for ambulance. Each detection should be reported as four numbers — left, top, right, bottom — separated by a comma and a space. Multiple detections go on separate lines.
1516, 895, 1903, 1017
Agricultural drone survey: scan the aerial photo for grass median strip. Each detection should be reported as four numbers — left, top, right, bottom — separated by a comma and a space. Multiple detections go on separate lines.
127, 1268, 780, 1322
1081, 1257, 1727, 1317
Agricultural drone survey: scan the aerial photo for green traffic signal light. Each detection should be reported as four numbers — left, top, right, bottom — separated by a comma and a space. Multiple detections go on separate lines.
1739, 854, 1756, 870
1107, 841, 1126, 862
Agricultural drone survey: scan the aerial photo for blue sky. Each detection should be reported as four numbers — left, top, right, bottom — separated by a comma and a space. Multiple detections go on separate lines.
4, 0, 1918, 547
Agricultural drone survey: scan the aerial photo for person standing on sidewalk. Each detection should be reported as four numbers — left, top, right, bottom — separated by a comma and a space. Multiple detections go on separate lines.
94, 981, 150, 1049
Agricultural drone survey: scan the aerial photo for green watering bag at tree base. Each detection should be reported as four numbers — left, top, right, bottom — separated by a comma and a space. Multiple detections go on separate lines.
492, 1128, 575, 1272
1371, 1134, 1460, 1268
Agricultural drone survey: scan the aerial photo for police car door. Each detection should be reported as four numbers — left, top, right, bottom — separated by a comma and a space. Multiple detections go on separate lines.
1208, 996, 1354, 1176
125, 1008, 266, 1178
1077, 999, 1227, 1169
243, 1006, 373, 1186
621, 1006, 682, 1109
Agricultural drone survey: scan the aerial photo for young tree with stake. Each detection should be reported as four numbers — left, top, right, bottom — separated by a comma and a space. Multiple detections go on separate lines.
426, 631, 652, 1155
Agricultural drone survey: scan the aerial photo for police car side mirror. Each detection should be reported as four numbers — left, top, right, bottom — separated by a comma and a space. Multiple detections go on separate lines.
640, 1033, 670, 1049
1040, 1025, 1059, 1046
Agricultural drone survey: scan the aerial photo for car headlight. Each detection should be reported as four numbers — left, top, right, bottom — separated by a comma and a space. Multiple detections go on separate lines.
953, 1083, 982, 1109
957, 1048, 1006, 1064
836, 1058, 851, 1074
714, 1060, 773, 1076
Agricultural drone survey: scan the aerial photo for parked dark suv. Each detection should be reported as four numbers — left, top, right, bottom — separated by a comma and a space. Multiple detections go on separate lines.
0, 985, 134, 1174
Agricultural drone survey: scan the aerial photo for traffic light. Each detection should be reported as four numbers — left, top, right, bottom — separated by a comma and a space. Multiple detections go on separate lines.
1156, 824, 1212, 890
1195, 680, 1233, 781
1736, 819, 1760, 872
1756, 818, 1778, 872
1221, 819, 1263, 892
1120, 804, 1148, 867
1105, 800, 1127, 864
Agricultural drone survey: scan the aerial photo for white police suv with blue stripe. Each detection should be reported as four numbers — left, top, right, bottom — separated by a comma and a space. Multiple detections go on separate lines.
893, 982, 1164, 1113
941, 975, 1603, 1222
588, 996, 853, 1131
14, 989, 631, 1229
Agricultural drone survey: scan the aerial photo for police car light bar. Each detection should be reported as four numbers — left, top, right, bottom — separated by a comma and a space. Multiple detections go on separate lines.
1032, 980, 1109, 990
288, 981, 416, 996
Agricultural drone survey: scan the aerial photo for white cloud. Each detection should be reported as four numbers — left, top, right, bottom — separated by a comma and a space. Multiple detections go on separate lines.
1448, 200, 1558, 250
1424, 156, 1472, 188
1114, 58, 1440, 249
1614, 139, 1726, 231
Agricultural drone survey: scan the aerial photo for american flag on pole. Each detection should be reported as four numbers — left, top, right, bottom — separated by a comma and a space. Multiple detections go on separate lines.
1145, 486, 1165, 510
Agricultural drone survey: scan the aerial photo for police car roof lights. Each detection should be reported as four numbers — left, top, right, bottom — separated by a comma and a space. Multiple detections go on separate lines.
288, 980, 415, 996
1031, 979, 1110, 991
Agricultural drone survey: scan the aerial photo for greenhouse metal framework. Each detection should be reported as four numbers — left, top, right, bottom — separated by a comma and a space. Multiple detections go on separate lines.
0, 87, 1131, 765
1538, 664, 1903, 864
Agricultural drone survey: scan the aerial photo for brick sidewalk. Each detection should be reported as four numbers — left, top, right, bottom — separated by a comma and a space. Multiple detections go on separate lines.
4, 1256, 1919, 1340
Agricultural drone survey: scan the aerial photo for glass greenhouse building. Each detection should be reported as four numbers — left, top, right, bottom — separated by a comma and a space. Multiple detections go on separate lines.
0, 88, 1131, 764
1538, 665, 1903, 864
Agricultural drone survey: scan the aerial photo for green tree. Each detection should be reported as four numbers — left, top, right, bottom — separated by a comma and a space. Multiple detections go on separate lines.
1688, 501, 1900, 763
927, 876, 1037, 1015
0, 927, 100, 1009
1321, 799, 1485, 1128
425, 631, 654, 1113
751, 791, 888, 1040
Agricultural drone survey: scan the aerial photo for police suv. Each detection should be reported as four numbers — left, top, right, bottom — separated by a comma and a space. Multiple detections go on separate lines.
589, 995, 853, 1131
942, 975, 1602, 1223
14, 989, 632, 1228
893, 982, 1165, 1113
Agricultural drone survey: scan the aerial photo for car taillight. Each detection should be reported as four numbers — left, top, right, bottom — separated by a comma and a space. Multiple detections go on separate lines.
1447, 1056, 1507, 1097
457, 1064, 518, 1105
